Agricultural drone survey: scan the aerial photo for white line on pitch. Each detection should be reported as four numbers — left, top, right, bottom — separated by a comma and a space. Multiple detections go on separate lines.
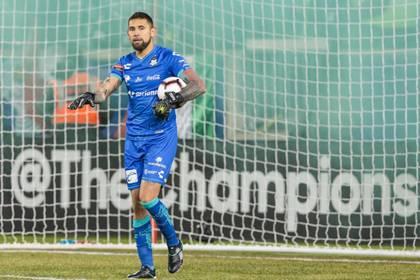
0, 275, 86, 280
2, 249, 420, 265
208, 255, 420, 265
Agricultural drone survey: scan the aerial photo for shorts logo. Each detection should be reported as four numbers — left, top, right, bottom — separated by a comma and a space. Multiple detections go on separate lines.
125, 169, 138, 184
144, 169, 157, 175
147, 157, 166, 169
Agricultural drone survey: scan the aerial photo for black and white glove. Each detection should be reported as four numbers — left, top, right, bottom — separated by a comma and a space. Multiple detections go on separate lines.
67, 92, 96, 110
163, 91, 184, 109
153, 91, 185, 120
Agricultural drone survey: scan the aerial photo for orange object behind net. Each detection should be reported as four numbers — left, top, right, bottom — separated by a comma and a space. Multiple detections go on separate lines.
52, 72, 100, 125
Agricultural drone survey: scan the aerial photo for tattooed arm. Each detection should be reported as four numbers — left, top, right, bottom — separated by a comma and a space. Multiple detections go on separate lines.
92, 76, 122, 103
153, 69, 206, 119
178, 69, 206, 105
67, 76, 121, 110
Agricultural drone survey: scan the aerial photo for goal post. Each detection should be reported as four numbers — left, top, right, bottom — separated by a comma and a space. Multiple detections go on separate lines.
1, 0, 420, 256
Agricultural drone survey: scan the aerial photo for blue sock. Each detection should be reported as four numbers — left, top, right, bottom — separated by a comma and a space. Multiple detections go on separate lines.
142, 198, 179, 247
133, 216, 154, 270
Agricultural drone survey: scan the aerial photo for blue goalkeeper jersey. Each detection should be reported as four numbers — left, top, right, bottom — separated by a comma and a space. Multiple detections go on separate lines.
110, 45, 190, 138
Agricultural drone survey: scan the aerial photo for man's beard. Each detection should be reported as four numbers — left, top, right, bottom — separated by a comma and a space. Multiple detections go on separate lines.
132, 38, 151, 52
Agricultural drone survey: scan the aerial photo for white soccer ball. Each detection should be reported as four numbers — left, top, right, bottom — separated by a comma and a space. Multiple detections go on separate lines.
157, 77, 186, 100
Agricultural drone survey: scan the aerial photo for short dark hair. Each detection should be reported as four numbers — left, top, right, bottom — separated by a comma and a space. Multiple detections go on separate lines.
128, 12, 154, 27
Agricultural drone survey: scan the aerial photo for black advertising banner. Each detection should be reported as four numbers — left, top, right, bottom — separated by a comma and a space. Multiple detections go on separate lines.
1, 133, 419, 245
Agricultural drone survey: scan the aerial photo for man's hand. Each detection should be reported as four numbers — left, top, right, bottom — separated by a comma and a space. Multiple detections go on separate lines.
153, 99, 171, 120
67, 92, 96, 110
164, 91, 184, 108
153, 91, 185, 120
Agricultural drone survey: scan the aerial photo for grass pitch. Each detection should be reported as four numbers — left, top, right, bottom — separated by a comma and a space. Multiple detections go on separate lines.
0, 249, 419, 280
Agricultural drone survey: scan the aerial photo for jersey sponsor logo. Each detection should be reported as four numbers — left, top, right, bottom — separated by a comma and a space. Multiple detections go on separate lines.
146, 74, 160, 81
150, 56, 158, 66
156, 157, 163, 163
124, 63, 132, 70
113, 64, 124, 72
125, 169, 138, 184
127, 90, 158, 97
158, 170, 164, 179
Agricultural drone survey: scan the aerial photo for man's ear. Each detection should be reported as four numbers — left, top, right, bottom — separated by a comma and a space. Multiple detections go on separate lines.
151, 26, 157, 38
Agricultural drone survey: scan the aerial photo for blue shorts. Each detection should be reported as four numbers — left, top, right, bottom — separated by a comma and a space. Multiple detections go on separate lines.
124, 129, 178, 190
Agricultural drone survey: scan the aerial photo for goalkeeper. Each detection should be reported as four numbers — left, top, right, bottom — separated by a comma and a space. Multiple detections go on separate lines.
68, 11, 206, 279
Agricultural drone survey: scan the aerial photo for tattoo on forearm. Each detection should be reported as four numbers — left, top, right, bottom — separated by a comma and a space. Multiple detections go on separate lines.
103, 77, 112, 87
96, 76, 120, 102
180, 80, 205, 102
179, 72, 190, 84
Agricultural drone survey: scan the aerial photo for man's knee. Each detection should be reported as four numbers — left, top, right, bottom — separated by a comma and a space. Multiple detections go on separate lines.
131, 188, 146, 216
139, 181, 161, 202
139, 192, 158, 203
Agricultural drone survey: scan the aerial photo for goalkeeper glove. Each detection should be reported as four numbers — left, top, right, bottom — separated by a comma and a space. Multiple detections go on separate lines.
67, 92, 96, 110
153, 91, 185, 120
153, 99, 171, 120
164, 91, 184, 109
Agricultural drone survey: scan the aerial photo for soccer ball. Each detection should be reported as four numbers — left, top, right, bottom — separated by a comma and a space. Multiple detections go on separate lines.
157, 77, 186, 100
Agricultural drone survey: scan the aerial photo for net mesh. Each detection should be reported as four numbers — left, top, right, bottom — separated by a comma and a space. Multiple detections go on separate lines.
1, 0, 419, 250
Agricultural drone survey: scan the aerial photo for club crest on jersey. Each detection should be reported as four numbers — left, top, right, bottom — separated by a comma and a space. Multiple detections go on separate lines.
124, 75, 131, 83
150, 56, 158, 66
